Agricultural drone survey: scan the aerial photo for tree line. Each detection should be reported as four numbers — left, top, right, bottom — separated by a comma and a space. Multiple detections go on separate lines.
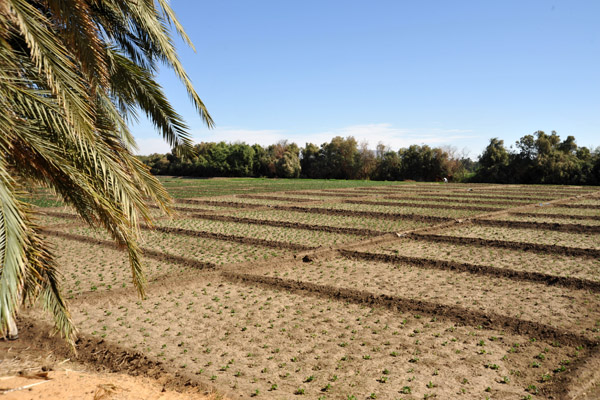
139, 131, 599, 185
139, 136, 474, 181
475, 131, 600, 185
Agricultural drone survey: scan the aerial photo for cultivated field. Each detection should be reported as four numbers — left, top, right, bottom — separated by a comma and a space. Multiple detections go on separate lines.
22, 179, 600, 399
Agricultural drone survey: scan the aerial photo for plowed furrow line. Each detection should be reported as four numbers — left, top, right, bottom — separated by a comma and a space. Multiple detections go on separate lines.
509, 212, 600, 221
416, 193, 556, 201
152, 226, 314, 251
221, 272, 595, 347
462, 188, 595, 195
339, 250, 600, 292
237, 194, 319, 202
554, 204, 599, 210
409, 233, 600, 258
188, 213, 384, 237
383, 195, 530, 206
285, 191, 368, 198
41, 230, 216, 270
176, 199, 264, 209
473, 218, 600, 234
343, 199, 499, 212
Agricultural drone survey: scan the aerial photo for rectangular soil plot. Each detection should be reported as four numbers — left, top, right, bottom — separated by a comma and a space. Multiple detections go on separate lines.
154, 218, 362, 248
438, 225, 600, 250
488, 214, 600, 227
305, 202, 482, 218
49, 224, 292, 267
371, 238, 600, 283
513, 207, 600, 217
224, 209, 429, 233
67, 276, 589, 399
49, 235, 196, 296
266, 257, 600, 341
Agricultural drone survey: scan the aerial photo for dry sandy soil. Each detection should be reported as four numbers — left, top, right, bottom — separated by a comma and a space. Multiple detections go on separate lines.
0, 334, 221, 400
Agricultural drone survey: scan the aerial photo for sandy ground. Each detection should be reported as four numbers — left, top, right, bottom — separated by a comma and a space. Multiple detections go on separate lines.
0, 339, 220, 400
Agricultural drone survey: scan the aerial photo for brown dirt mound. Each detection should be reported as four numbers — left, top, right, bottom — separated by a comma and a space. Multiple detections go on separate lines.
410, 233, 600, 258
221, 272, 596, 348
189, 213, 385, 237
474, 218, 600, 234
339, 249, 600, 292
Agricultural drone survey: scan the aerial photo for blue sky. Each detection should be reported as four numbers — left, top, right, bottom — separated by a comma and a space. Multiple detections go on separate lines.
133, 0, 600, 158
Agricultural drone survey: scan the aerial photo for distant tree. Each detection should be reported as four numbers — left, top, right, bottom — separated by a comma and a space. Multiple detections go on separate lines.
474, 138, 510, 182
355, 141, 377, 180
300, 143, 322, 178
227, 143, 255, 177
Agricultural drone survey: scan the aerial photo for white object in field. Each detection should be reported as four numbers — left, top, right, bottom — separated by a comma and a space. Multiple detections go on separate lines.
443, 177, 448, 183
7, 313, 18, 340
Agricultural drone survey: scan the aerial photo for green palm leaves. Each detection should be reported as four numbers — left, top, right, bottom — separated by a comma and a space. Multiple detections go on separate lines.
0, 0, 211, 345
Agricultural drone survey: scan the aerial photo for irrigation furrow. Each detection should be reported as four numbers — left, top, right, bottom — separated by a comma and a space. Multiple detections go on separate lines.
221, 272, 596, 347
343, 199, 500, 212
412, 193, 558, 201
339, 249, 600, 292
188, 213, 385, 237
42, 229, 217, 271
509, 212, 600, 221
176, 199, 264, 209
473, 218, 600, 234
284, 191, 369, 198
554, 203, 599, 210
237, 194, 320, 203
383, 195, 530, 206
409, 233, 600, 258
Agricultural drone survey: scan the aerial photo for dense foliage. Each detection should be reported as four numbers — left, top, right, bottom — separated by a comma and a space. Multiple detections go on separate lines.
140, 136, 474, 181
141, 132, 598, 185
474, 131, 600, 185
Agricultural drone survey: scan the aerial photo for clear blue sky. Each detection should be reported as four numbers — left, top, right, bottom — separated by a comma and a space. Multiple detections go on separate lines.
133, 0, 600, 159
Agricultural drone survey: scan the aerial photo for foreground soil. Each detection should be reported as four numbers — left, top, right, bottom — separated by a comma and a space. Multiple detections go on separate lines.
0, 336, 221, 400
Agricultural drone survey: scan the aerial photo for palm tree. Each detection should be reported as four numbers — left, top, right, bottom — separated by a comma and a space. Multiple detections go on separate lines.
0, 0, 212, 344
